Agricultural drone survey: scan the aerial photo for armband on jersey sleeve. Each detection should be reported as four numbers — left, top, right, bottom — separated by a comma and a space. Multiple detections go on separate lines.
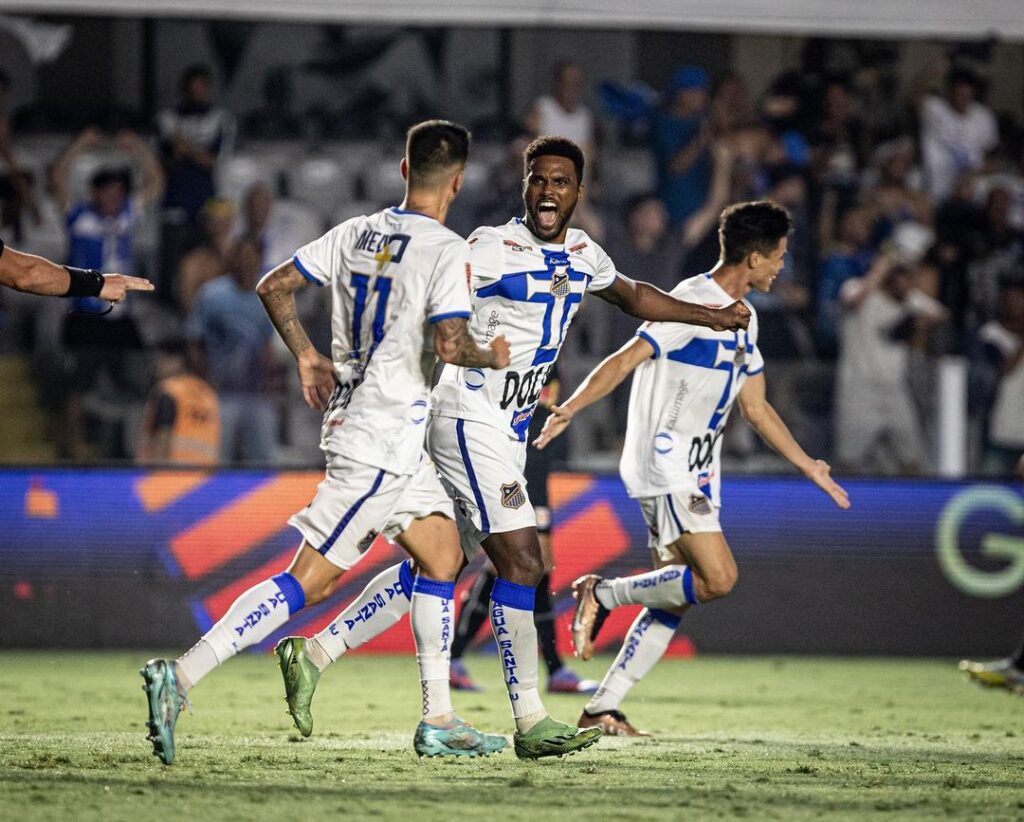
62, 266, 105, 298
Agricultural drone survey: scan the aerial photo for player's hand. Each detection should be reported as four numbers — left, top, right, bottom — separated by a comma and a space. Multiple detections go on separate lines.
533, 403, 574, 450
98, 274, 155, 302
488, 335, 511, 369
710, 301, 750, 332
297, 350, 336, 411
805, 459, 850, 510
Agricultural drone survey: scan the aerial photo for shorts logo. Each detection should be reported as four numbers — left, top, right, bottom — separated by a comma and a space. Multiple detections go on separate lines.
654, 432, 673, 454
357, 529, 378, 552
500, 481, 526, 510
550, 267, 570, 298
465, 368, 486, 391
688, 494, 712, 516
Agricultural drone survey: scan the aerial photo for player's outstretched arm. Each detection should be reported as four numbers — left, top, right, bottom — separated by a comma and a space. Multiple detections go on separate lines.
534, 335, 654, 450
594, 273, 750, 331
0, 243, 153, 299
738, 373, 850, 510
433, 317, 510, 369
256, 261, 335, 411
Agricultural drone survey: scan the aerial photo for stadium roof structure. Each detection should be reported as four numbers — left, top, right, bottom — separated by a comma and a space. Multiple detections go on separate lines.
1, 0, 1023, 40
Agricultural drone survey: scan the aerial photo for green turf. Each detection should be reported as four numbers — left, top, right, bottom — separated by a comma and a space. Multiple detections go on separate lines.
1, 652, 1022, 821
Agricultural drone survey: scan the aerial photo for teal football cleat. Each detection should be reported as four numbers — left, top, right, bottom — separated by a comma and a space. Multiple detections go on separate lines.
140, 658, 188, 765
513, 716, 602, 760
413, 718, 508, 757
275, 636, 321, 737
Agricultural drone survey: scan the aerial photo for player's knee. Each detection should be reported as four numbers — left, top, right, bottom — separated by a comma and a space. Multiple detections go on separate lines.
499, 551, 544, 587
293, 571, 339, 607
700, 564, 738, 601
418, 552, 465, 583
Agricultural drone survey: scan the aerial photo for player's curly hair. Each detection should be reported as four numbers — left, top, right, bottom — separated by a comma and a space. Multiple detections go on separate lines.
406, 120, 471, 186
718, 200, 793, 265
524, 136, 585, 185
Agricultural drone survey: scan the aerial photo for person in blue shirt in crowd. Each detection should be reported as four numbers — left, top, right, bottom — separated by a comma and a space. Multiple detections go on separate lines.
185, 234, 280, 465
650, 66, 713, 227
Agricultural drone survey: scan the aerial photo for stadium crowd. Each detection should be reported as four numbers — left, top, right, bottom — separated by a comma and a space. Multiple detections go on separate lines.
0, 38, 1022, 476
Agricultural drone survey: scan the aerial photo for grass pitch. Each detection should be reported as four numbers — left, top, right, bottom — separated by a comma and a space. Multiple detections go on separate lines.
1, 652, 1022, 821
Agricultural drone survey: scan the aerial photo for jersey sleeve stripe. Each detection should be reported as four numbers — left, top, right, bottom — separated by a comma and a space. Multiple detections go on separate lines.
746, 365, 765, 376
636, 330, 661, 358
429, 310, 472, 323
292, 254, 325, 286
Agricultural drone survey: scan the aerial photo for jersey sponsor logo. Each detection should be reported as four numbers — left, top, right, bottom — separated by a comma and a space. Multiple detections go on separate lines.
503, 238, 533, 252
465, 262, 472, 288
569, 241, 588, 254
689, 428, 724, 471
688, 493, 712, 516
550, 266, 570, 298
654, 432, 674, 454
500, 481, 527, 510
500, 366, 550, 410
464, 368, 486, 391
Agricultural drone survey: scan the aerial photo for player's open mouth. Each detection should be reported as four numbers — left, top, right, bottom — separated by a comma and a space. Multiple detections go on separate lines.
537, 200, 559, 230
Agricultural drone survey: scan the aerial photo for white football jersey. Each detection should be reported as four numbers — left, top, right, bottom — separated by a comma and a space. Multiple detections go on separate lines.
431, 218, 618, 440
293, 207, 471, 475
619, 273, 764, 502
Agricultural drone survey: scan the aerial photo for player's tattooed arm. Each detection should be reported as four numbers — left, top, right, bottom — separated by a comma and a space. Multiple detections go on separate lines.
433, 317, 510, 369
534, 335, 653, 450
257, 261, 336, 411
738, 373, 851, 510
594, 274, 750, 332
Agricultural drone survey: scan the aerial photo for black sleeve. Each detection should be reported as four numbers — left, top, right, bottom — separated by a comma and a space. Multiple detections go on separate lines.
152, 393, 177, 430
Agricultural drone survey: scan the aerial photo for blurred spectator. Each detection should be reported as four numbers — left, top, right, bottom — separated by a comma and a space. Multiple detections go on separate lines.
650, 66, 712, 226
977, 282, 1024, 476
962, 187, 1024, 332
816, 204, 876, 355
156, 64, 236, 297
239, 182, 320, 273
176, 197, 236, 314
527, 61, 596, 156
136, 340, 220, 465
920, 68, 998, 202
835, 259, 948, 474
708, 71, 755, 136
50, 128, 164, 459
809, 77, 867, 190
0, 68, 38, 242
186, 236, 279, 465
861, 138, 932, 229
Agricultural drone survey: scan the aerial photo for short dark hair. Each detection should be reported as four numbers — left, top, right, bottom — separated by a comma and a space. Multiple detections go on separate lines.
180, 64, 213, 93
524, 136, 585, 185
405, 119, 471, 186
90, 167, 131, 191
718, 201, 793, 264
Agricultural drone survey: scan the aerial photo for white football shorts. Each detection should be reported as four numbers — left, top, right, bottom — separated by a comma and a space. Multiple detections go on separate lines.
288, 455, 454, 570
637, 485, 723, 562
426, 415, 538, 547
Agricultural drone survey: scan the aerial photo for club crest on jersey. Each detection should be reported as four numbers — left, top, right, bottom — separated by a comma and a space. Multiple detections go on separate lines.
500, 481, 526, 510
688, 494, 712, 516
550, 267, 571, 298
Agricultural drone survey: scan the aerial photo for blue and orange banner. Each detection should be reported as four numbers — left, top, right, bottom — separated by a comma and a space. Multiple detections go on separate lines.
1, 469, 1022, 656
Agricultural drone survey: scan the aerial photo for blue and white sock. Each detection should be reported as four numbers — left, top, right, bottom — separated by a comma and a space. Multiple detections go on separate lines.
594, 564, 698, 610
411, 575, 455, 723
308, 560, 413, 671
176, 572, 305, 692
490, 578, 546, 732
585, 608, 680, 714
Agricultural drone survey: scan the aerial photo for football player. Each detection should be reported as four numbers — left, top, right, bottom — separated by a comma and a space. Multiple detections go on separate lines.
535, 201, 850, 735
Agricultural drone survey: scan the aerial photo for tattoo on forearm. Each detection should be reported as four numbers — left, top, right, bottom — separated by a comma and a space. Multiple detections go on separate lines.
435, 317, 494, 367
258, 270, 313, 357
